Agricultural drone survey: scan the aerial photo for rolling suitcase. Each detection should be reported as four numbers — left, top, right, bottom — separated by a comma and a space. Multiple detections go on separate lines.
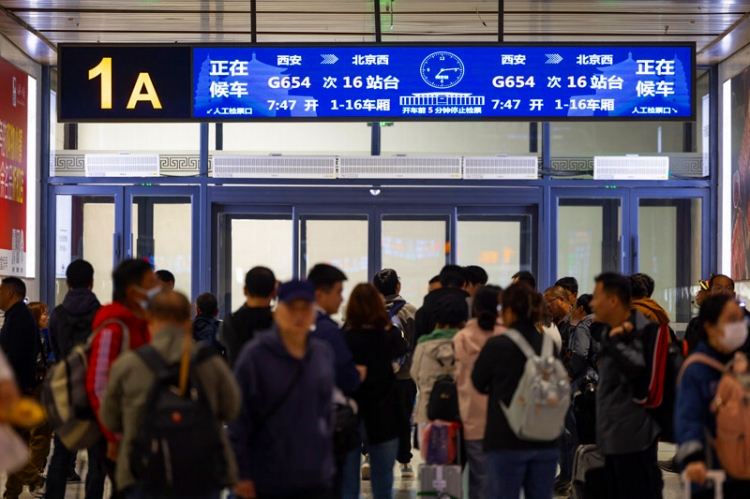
570, 444, 606, 499
418, 423, 462, 498
682, 470, 726, 499
417, 464, 462, 499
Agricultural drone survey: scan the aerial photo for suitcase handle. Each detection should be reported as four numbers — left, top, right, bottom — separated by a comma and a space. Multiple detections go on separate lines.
682, 470, 726, 499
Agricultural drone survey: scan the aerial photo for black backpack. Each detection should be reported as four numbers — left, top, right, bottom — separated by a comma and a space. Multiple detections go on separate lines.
427, 361, 460, 422
54, 306, 99, 358
130, 345, 226, 495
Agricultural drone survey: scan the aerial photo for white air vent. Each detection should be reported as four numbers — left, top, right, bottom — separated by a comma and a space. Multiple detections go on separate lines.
84, 154, 160, 177
463, 156, 538, 180
593, 156, 669, 180
212, 156, 336, 179
337, 156, 462, 179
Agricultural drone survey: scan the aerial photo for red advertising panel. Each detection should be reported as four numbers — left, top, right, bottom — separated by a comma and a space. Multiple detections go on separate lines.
0, 58, 27, 276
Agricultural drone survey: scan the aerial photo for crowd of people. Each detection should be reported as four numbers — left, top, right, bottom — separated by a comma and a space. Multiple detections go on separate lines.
0, 257, 749, 499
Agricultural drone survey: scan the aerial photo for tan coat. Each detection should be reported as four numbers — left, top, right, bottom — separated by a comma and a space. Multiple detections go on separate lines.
100, 326, 241, 492
453, 318, 506, 441
410, 329, 459, 424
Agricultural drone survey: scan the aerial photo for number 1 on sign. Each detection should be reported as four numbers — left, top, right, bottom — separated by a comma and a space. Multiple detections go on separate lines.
89, 57, 113, 109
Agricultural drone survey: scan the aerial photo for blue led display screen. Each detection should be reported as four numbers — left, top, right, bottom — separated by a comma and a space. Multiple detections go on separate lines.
193, 44, 694, 121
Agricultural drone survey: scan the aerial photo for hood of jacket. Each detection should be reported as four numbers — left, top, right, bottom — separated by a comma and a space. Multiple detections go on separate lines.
61, 289, 101, 316
631, 297, 671, 325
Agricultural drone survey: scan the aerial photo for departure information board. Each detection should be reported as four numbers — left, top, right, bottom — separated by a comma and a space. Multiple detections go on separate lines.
58, 43, 695, 122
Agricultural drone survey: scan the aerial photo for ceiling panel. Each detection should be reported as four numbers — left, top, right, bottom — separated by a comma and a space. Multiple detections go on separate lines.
1, 0, 749, 65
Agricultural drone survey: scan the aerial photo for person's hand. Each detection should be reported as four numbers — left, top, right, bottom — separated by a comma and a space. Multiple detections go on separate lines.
356, 365, 367, 381
106, 441, 119, 462
609, 321, 634, 337
685, 461, 707, 485
233, 480, 256, 499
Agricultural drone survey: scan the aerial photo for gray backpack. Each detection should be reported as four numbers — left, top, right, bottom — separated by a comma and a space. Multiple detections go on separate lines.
501, 329, 571, 442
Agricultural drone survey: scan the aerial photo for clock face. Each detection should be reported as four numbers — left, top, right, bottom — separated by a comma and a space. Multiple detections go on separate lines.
420, 52, 465, 89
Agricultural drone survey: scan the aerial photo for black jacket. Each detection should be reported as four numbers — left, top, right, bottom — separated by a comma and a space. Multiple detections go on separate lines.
218, 305, 274, 367
0, 301, 41, 392
345, 326, 407, 445
193, 315, 225, 355
414, 287, 470, 348
49, 288, 101, 360
595, 311, 661, 455
472, 320, 559, 452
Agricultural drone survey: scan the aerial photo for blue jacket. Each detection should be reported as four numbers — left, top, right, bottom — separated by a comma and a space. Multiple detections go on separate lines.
675, 341, 734, 493
228, 325, 335, 496
310, 311, 361, 393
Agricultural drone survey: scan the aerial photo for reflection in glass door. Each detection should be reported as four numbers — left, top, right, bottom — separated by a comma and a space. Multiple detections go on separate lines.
381, 215, 449, 307
457, 214, 533, 288
55, 194, 116, 305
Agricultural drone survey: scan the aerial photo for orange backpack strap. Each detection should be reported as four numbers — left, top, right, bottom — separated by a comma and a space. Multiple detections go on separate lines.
677, 353, 726, 387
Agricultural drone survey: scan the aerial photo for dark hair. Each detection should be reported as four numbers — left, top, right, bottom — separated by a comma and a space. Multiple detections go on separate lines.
439, 265, 467, 288
576, 294, 594, 315
1, 277, 25, 298
710, 274, 735, 291
630, 273, 656, 299
66, 260, 94, 289
429, 275, 441, 285
245, 267, 276, 297
502, 282, 544, 324
196, 292, 218, 317
28, 302, 48, 329
698, 294, 736, 341
155, 270, 175, 284
345, 283, 390, 330
434, 294, 469, 328
512, 271, 536, 290
474, 285, 502, 331
148, 291, 192, 323
555, 276, 579, 296
308, 263, 347, 292
112, 259, 153, 303
465, 266, 489, 286
544, 285, 569, 302
594, 272, 632, 308
373, 269, 399, 296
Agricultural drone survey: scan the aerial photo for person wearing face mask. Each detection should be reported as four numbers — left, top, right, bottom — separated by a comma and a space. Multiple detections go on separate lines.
85, 259, 158, 497
675, 295, 750, 498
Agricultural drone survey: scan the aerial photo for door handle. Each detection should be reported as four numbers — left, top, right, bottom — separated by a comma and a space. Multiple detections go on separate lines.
113, 234, 120, 259
632, 235, 640, 272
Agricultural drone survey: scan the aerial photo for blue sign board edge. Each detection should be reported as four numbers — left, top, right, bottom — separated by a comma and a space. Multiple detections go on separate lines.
56, 41, 697, 123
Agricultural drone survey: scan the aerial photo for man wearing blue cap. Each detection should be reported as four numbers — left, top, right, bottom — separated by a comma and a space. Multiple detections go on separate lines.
229, 279, 335, 499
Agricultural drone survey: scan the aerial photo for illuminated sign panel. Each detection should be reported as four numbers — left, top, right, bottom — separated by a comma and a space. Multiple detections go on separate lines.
58, 43, 695, 122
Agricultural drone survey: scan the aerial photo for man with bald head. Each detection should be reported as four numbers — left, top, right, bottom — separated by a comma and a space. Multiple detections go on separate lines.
101, 291, 241, 498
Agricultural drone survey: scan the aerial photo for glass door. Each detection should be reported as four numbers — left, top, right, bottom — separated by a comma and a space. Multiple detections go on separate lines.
125, 186, 199, 300
632, 189, 708, 324
457, 207, 536, 288
51, 186, 123, 306
214, 206, 293, 316
552, 188, 628, 295
378, 212, 451, 307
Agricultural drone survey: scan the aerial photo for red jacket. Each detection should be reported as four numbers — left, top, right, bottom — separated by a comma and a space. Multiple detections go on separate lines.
86, 302, 150, 441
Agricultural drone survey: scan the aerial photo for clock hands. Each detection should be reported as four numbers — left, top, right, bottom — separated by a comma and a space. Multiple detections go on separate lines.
435, 68, 460, 81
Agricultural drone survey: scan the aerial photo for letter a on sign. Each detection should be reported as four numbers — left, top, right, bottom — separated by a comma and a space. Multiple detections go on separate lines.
126, 73, 163, 109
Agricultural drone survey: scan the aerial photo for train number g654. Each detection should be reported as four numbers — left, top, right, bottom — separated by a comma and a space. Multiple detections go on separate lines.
268, 76, 312, 89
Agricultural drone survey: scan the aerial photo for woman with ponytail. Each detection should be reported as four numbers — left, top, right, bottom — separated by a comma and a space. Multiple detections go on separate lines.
472, 283, 560, 499
453, 285, 505, 499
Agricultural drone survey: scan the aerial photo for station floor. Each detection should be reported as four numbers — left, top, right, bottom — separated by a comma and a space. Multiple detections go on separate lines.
1, 442, 687, 498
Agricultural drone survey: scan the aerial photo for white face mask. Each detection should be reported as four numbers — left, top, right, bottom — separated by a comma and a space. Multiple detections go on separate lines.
135, 285, 162, 311
719, 321, 749, 352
